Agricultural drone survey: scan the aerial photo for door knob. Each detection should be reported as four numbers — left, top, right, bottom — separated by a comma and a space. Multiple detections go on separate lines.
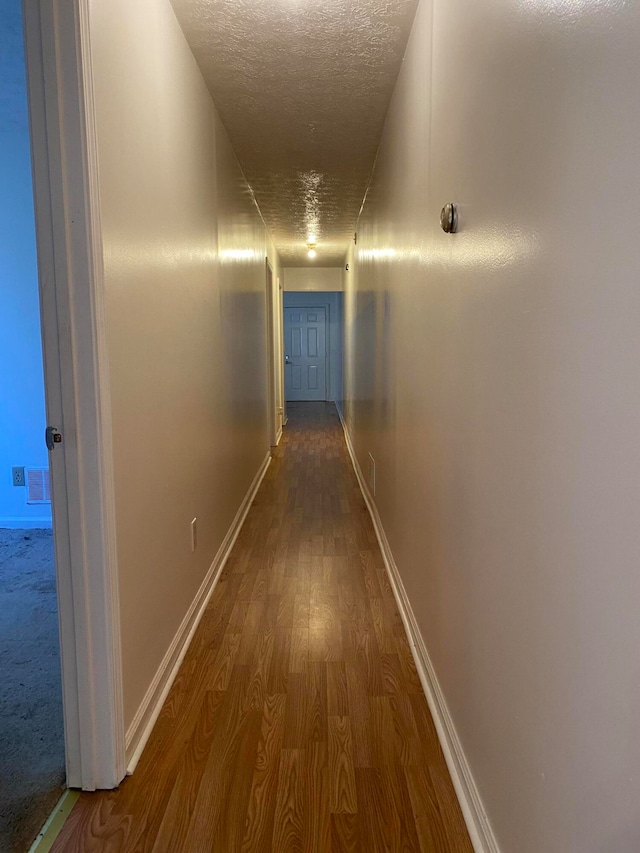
45, 426, 63, 450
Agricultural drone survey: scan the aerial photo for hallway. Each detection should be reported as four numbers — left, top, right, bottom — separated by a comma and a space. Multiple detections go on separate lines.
51, 404, 471, 852
18, 0, 640, 845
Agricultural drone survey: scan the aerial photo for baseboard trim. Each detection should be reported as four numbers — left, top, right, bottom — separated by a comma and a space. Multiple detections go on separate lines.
275, 426, 283, 446
0, 518, 53, 530
338, 412, 499, 853
125, 451, 272, 773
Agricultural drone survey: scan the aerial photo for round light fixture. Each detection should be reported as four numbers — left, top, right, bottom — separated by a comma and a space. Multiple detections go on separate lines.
308, 249, 317, 259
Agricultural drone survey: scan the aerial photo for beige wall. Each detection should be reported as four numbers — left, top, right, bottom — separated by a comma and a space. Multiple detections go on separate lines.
344, 1, 640, 850
90, 0, 276, 729
284, 266, 342, 292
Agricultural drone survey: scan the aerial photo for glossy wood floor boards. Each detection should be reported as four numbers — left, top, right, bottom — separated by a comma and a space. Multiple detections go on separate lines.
51, 403, 473, 853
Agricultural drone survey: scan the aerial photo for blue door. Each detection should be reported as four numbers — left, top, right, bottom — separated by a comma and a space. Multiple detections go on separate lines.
284, 307, 327, 401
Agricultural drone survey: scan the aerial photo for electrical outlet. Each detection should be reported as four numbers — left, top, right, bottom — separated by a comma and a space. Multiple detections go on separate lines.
12, 467, 25, 487
190, 518, 197, 552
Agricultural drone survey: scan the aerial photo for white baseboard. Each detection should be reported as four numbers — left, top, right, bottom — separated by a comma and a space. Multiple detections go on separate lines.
275, 426, 283, 446
338, 412, 499, 853
125, 451, 272, 773
0, 517, 53, 530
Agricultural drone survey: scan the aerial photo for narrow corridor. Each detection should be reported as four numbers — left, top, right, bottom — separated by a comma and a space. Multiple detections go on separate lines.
51, 404, 472, 852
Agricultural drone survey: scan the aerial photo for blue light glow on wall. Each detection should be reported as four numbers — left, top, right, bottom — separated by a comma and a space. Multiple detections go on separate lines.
0, 1, 51, 528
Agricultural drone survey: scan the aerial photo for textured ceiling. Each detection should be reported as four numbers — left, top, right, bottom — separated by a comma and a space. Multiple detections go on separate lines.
169, 0, 418, 266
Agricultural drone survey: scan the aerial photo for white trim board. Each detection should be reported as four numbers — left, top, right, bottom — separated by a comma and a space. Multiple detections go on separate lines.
265, 258, 279, 448
125, 452, 272, 772
23, 0, 126, 789
338, 411, 500, 853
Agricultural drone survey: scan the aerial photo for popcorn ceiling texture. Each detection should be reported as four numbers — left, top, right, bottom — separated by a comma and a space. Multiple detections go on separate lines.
169, 0, 418, 266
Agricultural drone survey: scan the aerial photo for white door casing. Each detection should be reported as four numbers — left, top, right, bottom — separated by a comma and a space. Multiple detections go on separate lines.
23, 0, 126, 789
265, 259, 278, 446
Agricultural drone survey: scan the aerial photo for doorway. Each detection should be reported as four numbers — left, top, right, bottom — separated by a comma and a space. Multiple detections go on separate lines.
0, 2, 65, 848
0, 0, 129, 842
283, 291, 343, 406
284, 306, 328, 401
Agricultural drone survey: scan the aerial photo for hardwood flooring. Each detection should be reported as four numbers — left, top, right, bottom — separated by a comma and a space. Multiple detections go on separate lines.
51, 403, 473, 853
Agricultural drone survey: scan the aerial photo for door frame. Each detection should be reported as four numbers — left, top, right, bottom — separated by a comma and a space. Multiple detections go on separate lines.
277, 274, 286, 431
23, 0, 126, 789
265, 258, 279, 447
284, 298, 332, 402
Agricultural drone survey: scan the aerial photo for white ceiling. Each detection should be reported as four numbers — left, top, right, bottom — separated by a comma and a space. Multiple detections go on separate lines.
169, 0, 418, 266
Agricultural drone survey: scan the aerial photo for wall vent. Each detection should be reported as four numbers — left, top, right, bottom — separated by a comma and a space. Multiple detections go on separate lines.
26, 468, 51, 504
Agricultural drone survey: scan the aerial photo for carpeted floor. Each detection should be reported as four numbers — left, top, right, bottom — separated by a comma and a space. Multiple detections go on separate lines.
0, 529, 65, 853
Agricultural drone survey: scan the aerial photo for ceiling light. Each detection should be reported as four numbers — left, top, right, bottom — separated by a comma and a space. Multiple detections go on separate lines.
307, 232, 317, 244
308, 249, 317, 259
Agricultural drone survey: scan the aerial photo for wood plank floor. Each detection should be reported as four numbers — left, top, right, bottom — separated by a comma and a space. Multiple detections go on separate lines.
51, 403, 473, 853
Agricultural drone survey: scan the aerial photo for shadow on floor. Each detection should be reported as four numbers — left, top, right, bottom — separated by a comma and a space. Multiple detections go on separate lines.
0, 529, 65, 852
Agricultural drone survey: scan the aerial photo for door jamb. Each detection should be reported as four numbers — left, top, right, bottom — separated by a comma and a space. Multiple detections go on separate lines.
278, 277, 287, 427
265, 259, 278, 446
23, 0, 126, 789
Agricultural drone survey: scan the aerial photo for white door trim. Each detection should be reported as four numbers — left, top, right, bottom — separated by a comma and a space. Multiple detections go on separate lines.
277, 276, 286, 429
265, 259, 278, 446
23, 0, 126, 789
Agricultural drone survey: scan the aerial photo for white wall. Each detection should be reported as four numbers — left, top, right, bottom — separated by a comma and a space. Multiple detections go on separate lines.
344, 1, 640, 851
0, 2, 51, 528
284, 292, 343, 408
90, 0, 278, 729
284, 266, 342, 292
